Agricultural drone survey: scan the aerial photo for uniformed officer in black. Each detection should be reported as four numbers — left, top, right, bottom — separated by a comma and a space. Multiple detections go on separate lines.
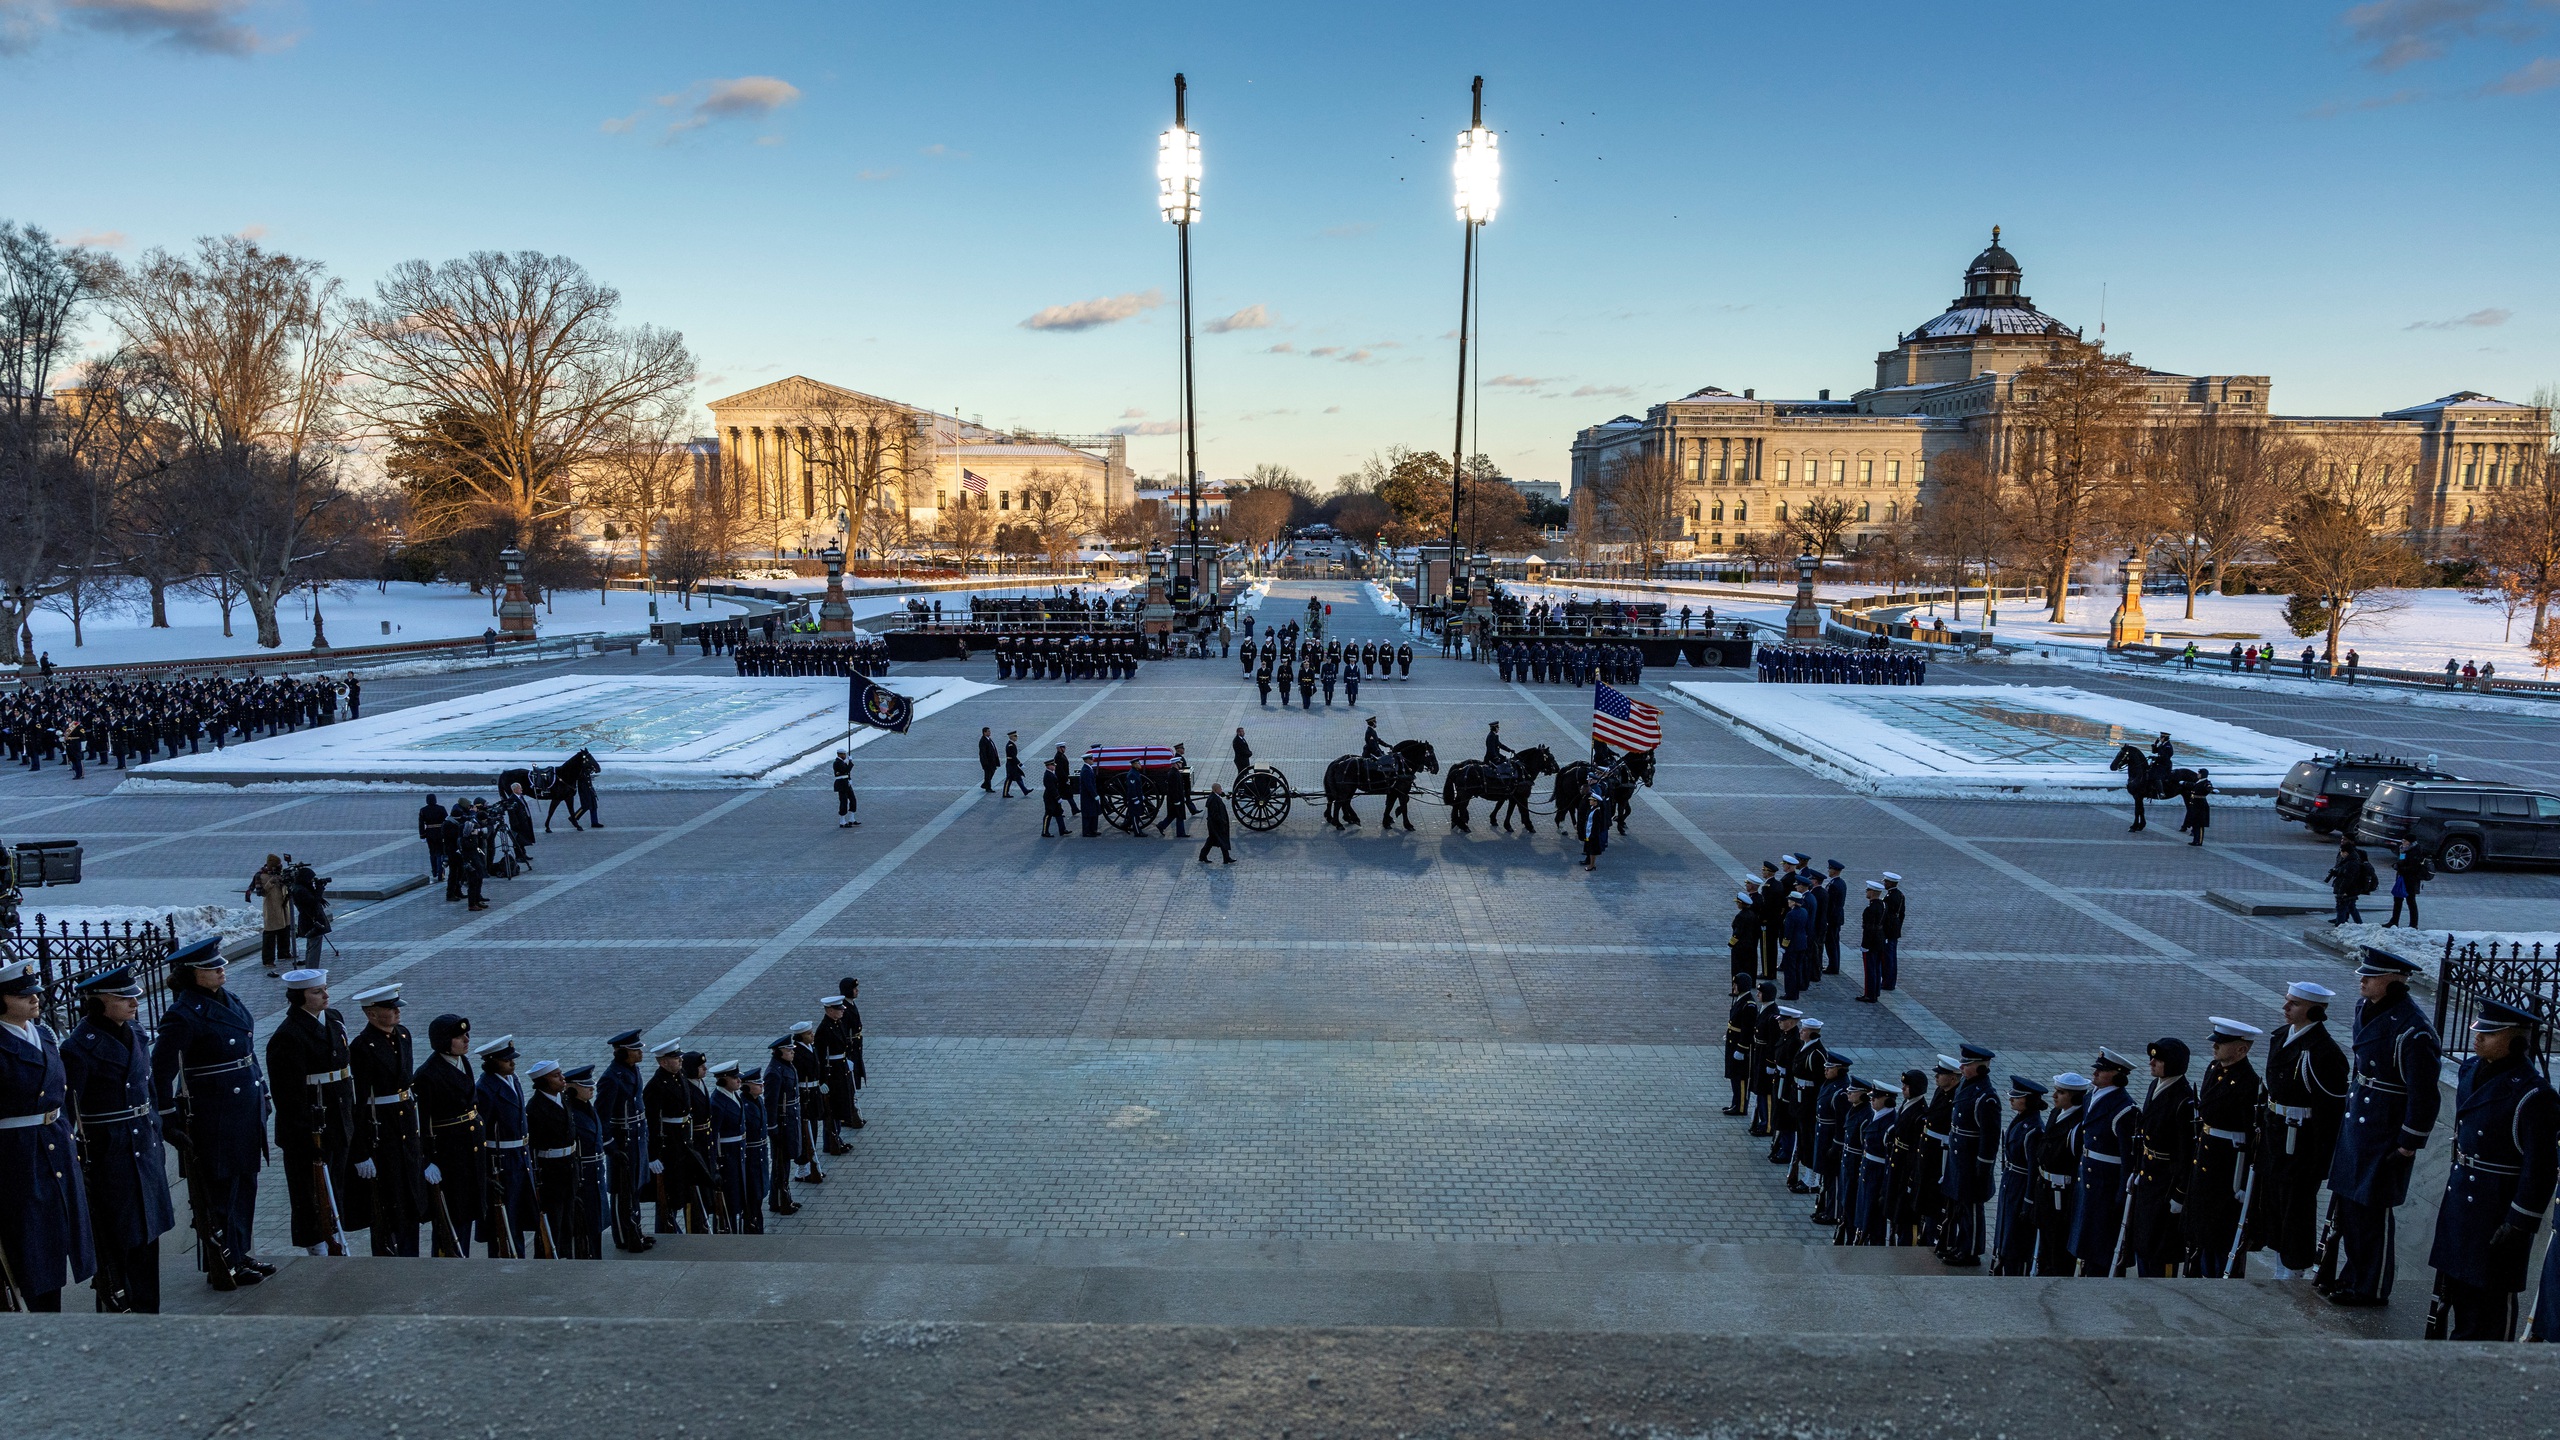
2425, 998, 2557, 1340
1989, 1075, 2047, 1276
596, 1027, 650, 1252
525, 1058, 581, 1258
150, 939, 271, 1288
2119, 1037, 2196, 1277
763, 1035, 802, 1216
1722, 970, 1756, 1116
266, 967, 362, 1254
788, 1020, 825, 1185
2189, 1017, 2264, 1277
61, 963, 172, 1311
641, 1038, 701, 1233
2, 958, 92, 1311
413, 1013, 487, 1256
562, 1064, 607, 1259
815, 996, 857, 1153
2031, 1073, 2089, 1275
2246, 980, 2349, 1279
2323, 950, 2441, 1307
347, 984, 425, 1257
1939, 1044, 2000, 1267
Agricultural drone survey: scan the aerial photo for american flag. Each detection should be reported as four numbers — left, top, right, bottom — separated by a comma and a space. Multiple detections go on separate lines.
1592, 682, 1662, 752
961, 469, 989, 495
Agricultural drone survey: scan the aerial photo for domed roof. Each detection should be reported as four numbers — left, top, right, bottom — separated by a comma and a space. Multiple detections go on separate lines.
1901, 226, 2074, 342
1965, 226, 2020, 277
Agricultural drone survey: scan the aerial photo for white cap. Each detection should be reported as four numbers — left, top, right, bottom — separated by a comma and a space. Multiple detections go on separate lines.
1936, 1054, 1962, 1072
710, 1059, 740, 1077
1880, 872, 1903, 882
280, 968, 328, 987
352, 984, 402, 1007
1777, 1006, 1804, 1019
2286, 981, 2336, 1003
1865, 880, 1885, 892
525, 1059, 561, 1080
1800, 1017, 1824, 1031
472, 1034, 516, 1058
2052, 1072, 2092, 1091
2209, 1016, 2265, 1041
649, 1039, 684, 1058
819, 995, 846, 1008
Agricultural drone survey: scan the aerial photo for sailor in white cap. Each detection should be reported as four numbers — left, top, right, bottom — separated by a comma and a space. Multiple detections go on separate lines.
265, 967, 359, 1256
2185, 1016, 2267, 1276
1767, 1008, 1806, 1166
523, 1059, 578, 1260
2248, 982, 2349, 1278
1877, 873, 1905, 993
345, 982, 426, 1257
1855, 880, 1888, 1003
787, 1019, 826, 1186
642, 1037, 701, 1234
708, 1061, 759, 1235
1785, 1017, 1829, 1195
815, 996, 857, 1154
2029, 1074, 2092, 1274
151, 936, 272, 1288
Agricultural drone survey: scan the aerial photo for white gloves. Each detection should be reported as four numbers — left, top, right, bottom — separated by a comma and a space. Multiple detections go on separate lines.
648, 1160, 664, 1175
354, 1160, 376, 1180
424, 1163, 442, 1185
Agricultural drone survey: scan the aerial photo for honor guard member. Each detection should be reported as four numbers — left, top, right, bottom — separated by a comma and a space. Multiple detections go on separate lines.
1766, 1008, 1805, 1163
1722, 970, 1756, 1116
1878, 873, 1907, 992
2323, 949, 2442, 1307
837, 975, 869, 1129
150, 938, 270, 1289
2118, 1038, 2197, 1277
1344, 661, 1361, 707
1854, 1079, 1898, 1245
832, 750, 858, 827
2248, 981, 2349, 1278
741, 1066, 774, 1230
2189, 1017, 2265, 1277
1746, 984, 1782, 1136
1, 958, 95, 1310
2070, 1047, 2141, 1275
1810, 1048, 1854, 1227
2032, 1074, 2090, 1275
266, 968, 362, 1255
1888, 1069, 1933, 1245
788, 1020, 825, 1185
1914, 1056, 1957, 1249
708, 1061, 758, 1233
1255, 660, 1273, 708
474, 1036, 534, 1259
61, 964, 172, 1311
1830, 1075, 1873, 1242
1990, 1075, 2049, 1276
347, 985, 424, 1257
816, 995, 860, 1153
763, 1036, 803, 1216
597, 1029, 651, 1252
1397, 640, 1413, 678
1274, 653, 1293, 708
413, 1014, 487, 1257
2424, 999, 2557, 1340
525, 1059, 580, 1257
1940, 1044, 2000, 1267
641, 1039, 701, 1233
562, 1065, 607, 1258
680, 1053, 726, 1232
1819, 860, 1848, 976
1297, 663, 1317, 709
1786, 1016, 1829, 1193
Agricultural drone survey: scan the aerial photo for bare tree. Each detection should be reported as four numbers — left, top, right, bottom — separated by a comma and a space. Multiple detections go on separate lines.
101, 235, 348, 649
790, 388, 935, 557
1911, 441, 2009, 618
1589, 448, 1685, 577
583, 398, 700, 583
2005, 341, 2147, 621
1013, 466, 1092, 567
347, 251, 692, 552
1736, 528, 1794, 582
932, 497, 995, 567
653, 488, 735, 609
2142, 414, 2291, 617
2269, 457, 2421, 671
0, 222, 106, 665
2472, 443, 2560, 644
1784, 495, 1856, 560
1225, 486, 1294, 551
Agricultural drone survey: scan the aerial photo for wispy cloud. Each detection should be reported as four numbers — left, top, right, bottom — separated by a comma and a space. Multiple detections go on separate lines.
1120, 407, 1149, 419
605, 75, 801, 142
1323, 405, 1342, 414
234, 222, 267, 241
2406, 307, 2513, 330
69, 228, 128, 249
1107, 419, 1184, 436
1203, 303, 1274, 334
2, 0, 280, 55
2339, 0, 2499, 71
2485, 54, 2560, 92
1019, 289, 1164, 332
2306, 87, 2427, 116
1570, 383, 1637, 399
1487, 373, 1548, 389
1264, 342, 1297, 354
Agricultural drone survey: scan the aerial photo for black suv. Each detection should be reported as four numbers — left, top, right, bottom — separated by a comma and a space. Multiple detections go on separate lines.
2354, 780, 2560, 872
2276, 753, 2460, 836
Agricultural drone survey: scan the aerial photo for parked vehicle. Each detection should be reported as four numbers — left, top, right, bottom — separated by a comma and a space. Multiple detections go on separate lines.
2276, 752, 2459, 835
2354, 779, 2560, 872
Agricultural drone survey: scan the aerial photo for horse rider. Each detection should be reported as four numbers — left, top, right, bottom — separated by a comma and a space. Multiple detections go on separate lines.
1484, 722, 1512, 767
1363, 718, 1387, 761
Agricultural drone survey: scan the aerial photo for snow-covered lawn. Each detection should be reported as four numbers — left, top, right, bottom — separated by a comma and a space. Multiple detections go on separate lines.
1992, 589, 2549, 675
23, 582, 750, 668
10, 903, 257, 946
2328, 922, 2559, 961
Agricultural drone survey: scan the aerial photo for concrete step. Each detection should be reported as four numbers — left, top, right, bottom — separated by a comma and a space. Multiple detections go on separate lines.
2204, 888, 2329, 916
166, 1238, 2408, 1339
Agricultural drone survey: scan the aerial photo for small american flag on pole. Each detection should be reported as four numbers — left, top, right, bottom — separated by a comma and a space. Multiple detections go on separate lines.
1592, 681, 1662, 752
961, 469, 989, 496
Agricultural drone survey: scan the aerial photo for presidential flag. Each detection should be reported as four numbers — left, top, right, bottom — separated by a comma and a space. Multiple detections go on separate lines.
960, 469, 989, 497
1592, 681, 1662, 752
850, 672, 913, 733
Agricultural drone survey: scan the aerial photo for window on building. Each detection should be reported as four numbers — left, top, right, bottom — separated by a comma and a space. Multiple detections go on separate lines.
1913, 461, 1926, 487
1888, 459, 1902, 486
1774, 459, 1790, 487
1885, 501, 1898, 522
1711, 531, 1724, 546
936, 490, 948, 510
1000, 491, 1011, 510
1734, 503, 1748, 524
1776, 502, 1789, 522
1711, 500, 1725, 523
1858, 501, 1871, 521
1859, 460, 1874, 487
2463, 465, 2476, 489
1831, 460, 1847, 487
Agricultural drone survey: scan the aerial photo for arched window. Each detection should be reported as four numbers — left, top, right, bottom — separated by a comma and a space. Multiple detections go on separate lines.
1735, 503, 1748, 524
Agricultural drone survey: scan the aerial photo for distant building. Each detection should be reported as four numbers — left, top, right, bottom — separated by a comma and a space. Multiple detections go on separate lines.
1508, 479, 1566, 506
1134, 478, 1232, 522
1570, 230, 2550, 553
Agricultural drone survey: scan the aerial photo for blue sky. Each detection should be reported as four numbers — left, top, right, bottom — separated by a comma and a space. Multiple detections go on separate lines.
4, 0, 2555, 485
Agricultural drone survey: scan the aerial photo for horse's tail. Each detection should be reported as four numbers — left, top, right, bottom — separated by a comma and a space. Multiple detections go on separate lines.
1441, 768, 1461, 806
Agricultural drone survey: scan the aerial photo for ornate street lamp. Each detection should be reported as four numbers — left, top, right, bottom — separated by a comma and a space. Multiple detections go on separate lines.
1159, 75, 1204, 593
1448, 76, 1499, 609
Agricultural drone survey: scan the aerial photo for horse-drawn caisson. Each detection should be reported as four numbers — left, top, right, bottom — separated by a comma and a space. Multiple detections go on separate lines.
1227, 737, 1441, 833
1084, 745, 1189, 833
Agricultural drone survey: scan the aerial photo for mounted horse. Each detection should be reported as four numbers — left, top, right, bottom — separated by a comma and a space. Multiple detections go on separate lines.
1323, 739, 1439, 832
1554, 746, 1656, 839
2109, 742, 2196, 833
500, 748, 602, 833
1442, 744, 1559, 834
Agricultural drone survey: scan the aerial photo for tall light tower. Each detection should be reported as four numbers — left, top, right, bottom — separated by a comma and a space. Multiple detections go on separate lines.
1158, 74, 1203, 590
1449, 76, 1499, 608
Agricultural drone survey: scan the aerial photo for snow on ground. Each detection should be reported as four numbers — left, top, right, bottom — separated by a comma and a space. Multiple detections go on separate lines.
2329, 922, 2560, 960
24, 582, 749, 668
1504, 580, 1791, 626
11, 903, 258, 945
1992, 589, 2548, 675
1363, 581, 1405, 617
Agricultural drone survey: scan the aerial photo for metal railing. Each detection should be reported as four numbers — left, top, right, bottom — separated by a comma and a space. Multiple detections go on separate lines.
2423, 936, 2559, 1062
2092, 643, 2560, 702
4, 914, 183, 1034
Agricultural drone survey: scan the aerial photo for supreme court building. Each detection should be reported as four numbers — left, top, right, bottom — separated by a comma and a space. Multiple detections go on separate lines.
1569, 231, 2550, 555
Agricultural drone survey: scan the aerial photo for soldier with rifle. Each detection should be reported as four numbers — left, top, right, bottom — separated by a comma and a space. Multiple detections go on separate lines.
642, 1039, 702, 1233
1988, 1075, 2048, 1276
62, 964, 172, 1312
2116, 1038, 2196, 1277
562, 1065, 607, 1258
710, 1061, 760, 1234
1938, 1044, 2000, 1268
788, 1020, 825, 1187
473, 1036, 534, 1259
2321, 951, 2441, 1308
150, 940, 272, 1290
763, 1036, 803, 1216
596, 1029, 651, 1252
265, 968, 361, 1256
1, 957, 95, 1310
2245, 982, 2348, 1279
347, 985, 426, 1256
412, 1014, 486, 1257
2423, 998, 2556, 1341
2189, 1017, 2264, 1277
522, 1059, 575, 1260
2070, 1048, 2140, 1276
815, 997, 856, 1155
682, 1052, 729, 1232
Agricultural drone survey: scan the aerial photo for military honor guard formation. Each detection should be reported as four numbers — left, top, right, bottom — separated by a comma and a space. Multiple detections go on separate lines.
0, 944, 873, 1311
1717, 948, 2559, 1340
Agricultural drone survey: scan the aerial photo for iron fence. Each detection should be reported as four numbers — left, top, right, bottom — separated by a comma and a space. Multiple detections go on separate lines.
2422, 935, 2560, 1062
3, 914, 183, 1034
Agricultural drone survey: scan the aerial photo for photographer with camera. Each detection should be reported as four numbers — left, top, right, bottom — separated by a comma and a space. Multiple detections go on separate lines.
287, 858, 332, 971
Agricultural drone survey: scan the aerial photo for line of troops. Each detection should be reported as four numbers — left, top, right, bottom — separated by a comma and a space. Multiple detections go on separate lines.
1493, 639, 1647, 689
1754, 643, 1928, 685
1240, 635, 1414, 710
993, 634, 1143, 681
730, 636, 891, 678
5, 671, 356, 776
0, 939, 876, 1312
1721, 950, 2560, 1341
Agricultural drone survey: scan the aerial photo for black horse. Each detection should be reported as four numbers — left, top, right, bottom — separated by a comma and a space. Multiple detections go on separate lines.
541, 748, 601, 832
1323, 739, 1440, 832
2110, 743, 2197, 832
1553, 747, 1657, 838
1443, 744, 1559, 834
